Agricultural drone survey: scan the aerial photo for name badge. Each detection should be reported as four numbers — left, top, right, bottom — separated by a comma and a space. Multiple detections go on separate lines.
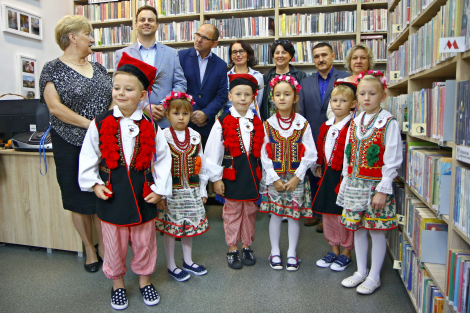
241, 120, 253, 132
330, 129, 339, 139
190, 135, 201, 145
293, 118, 303, 130
126, 123, 139, 138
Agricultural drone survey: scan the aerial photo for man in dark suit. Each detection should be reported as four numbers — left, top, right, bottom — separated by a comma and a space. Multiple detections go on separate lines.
178, 24, 228, 146
298, 42, 349, 230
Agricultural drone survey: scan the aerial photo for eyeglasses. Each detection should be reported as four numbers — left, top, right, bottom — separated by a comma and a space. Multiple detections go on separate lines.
231, 49, 246, 56
273, 39, 292, 45
194, 32, 216, 42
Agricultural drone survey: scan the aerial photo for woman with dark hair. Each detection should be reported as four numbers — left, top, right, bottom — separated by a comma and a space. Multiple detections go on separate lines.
260, 40, 307, 120
224, 40, 264, 113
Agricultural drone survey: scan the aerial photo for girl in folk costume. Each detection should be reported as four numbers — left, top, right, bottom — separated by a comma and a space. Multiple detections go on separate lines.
155, 92, 209, 282
205, 73, 264, 270
78, 52, 172, 310
260, 75, 318, 271
337, 71, 403, 294
313, 82, 357, 272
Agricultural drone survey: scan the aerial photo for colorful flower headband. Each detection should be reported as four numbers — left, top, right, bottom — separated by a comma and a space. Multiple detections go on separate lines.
162, 91, 195, 108
269, 75, 302, 93
355, 70, 387, 90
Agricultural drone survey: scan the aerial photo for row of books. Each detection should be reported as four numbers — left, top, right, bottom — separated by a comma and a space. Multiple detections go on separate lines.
291, 39, 356, 62
280, 0, 356, 6
205, 17, 275, 39
156, 20, 200, 43
384, 94, 408, 132
407, 148, 452, 214
360, 35, 387, 60
446, 249, 470, 313
463, 0, 470, 51
74, 0, 132, 22
410, 0, 434, 22
360, 9, 387, 33
211, 43, 273, 65
456, 77, 470, 146
87, 52, 116, 71
454, 166, 470, 238
279, 11, 356, 36
92, 25, 135, 47
137, 0, 201, 15
408, 1, 458, 76
203, 0, 275, 12
387, 41, 409, 83
389, 0, 410, 43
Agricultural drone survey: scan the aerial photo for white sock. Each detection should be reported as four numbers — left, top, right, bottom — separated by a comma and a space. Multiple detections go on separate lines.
269, 214, 283, 263
164, 234, 181, 274
182, 236, 198, 268
353, 228, 369, 279
287, 218, 300, 264
361, 230, 386, 287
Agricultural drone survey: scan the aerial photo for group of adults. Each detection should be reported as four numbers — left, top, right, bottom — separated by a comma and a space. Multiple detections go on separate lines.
39, 5, 376, 271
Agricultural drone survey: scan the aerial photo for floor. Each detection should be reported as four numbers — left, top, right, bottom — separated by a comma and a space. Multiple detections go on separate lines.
0, 205, 415, 313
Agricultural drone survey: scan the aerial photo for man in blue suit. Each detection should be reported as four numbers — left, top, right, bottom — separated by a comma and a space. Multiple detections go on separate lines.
298, 42, 349, 230
115, 5, 187, 128
178, 24, 228, 146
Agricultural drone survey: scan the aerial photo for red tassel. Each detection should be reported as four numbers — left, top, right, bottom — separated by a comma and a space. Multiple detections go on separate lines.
99, 116, 120, 169
104, 172, 113, 198
223, 168, 236, 181
266, 143, 273, 159
135, 119, 156, 172
335, 176, 343, 195
299, 144, 305, 159
143, 176, 153, 198
256, 166, 262, 181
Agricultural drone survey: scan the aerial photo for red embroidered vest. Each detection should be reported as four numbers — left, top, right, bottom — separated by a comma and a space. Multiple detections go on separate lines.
316, 120, 350, 171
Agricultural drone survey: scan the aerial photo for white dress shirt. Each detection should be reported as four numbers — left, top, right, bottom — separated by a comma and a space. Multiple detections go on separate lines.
78, 106, 172, 197
324, 114, 352, 163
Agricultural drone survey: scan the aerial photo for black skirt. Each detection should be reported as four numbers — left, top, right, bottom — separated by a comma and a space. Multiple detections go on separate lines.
51, 129, 96, 214
311, 166, 343, 215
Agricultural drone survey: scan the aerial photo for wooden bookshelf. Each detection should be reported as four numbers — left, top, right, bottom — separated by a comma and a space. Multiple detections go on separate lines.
423, 262, 447, 295
90, 18, 133, 26
278, 3, 357, 13
388, 78, 408, 89
411, 0, 448, 27
388, 25, 409, 50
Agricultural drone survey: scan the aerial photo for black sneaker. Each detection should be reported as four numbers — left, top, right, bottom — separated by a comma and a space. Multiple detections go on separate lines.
139, 284, 160, 306
111, 287, 128, 310
226, 251, 243, 269
241, 248, 256, 266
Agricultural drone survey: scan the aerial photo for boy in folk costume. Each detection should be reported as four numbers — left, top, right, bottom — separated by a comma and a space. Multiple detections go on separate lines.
205, 73, 264, 270
79, 52, 172, 310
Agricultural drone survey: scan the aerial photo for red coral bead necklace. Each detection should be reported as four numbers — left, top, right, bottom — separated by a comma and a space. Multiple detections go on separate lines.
276, 111, 295, 131
170, 126, 190, 151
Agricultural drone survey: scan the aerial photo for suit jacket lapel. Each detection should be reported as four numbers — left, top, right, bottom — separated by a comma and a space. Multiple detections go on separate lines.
200, 55, 215, 90
129, 43, 143, 61
189, 49, 201, 89
154, 42, 164, 74
312, 74, 322, 107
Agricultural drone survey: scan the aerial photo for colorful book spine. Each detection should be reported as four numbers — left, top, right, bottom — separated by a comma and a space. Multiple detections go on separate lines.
361, 9, 387, 33
75, 0, 132, 22
87, 51, 116, 70
279, 11, 356, 35
280, 0, 356, 7
204, 0, 274, 12
138, 0, 201, 16
156, 20, 200, 42
387, 41, 409, 83
205, 17, 275, 39
389, 0, 410, 42
360, 36, 387, 61
92, 25, 134, 47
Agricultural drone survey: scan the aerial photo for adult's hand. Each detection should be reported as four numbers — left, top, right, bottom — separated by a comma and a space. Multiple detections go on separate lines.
144, 104, 165, 121
191, 110, 207, 126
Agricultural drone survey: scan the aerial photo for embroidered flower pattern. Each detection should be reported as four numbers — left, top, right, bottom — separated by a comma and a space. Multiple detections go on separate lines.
162, 91, 195, 108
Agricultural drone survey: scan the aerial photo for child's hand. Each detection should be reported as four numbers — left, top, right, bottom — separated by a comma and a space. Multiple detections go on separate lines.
157, 198, 167, 210
273, 179, 286, 192
145, 192, 162, 204
314, 167, 322, 178
93, 184, 112, 200
285, 176, 301, 191
371, 192, 388, 210
214, 180, 225, 196
202, 197, 207, 204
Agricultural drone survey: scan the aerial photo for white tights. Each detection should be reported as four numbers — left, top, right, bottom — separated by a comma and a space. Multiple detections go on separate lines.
269, 214, 300, 265
353, 228, 386, 287
163, 234, 197, 274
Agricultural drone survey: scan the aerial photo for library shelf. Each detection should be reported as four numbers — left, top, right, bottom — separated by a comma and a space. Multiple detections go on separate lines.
410, 0, 448, 27
423, 262, 447, 296
91, 44, 130, 51
278, 33, 357, 40
442, 214, 449, 224
203, 9, 275, 18
388, 25, 409, 51
361, 1, 389, 8
218, 36, 276, 43
90, 19, 133, 27
409, 57, 457, 80
404, 230, 414, 251
161, 41, 195, 47
278, 3, 357, 13
157, 13, 200, 22
462, 50, 470, 60
456, 146, 470, 165
388, 0, 401, 12
407, 133, 455, 148
396, 176, 405, 184
453, 225, 470, 247
388, 78, 408, 89
408, 186, 438, 215
361, 31, 388, 35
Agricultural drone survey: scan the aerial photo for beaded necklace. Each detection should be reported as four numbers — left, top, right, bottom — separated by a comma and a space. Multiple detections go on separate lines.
359, 108, 382, 137
170, 126, 190, 151
276, 111, 295, 130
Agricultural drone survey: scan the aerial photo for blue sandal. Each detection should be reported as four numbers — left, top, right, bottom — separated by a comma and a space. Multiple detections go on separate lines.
183, 261, 208, 275
286, 257, 299, 271
269, 255, 283, 270
168, 268, 190, 282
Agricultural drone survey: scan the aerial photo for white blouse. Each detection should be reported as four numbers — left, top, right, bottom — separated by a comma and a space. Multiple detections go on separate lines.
78, 106, 172, 197
162, 127, 208, 198
341, 109, 403, 194
261, 113, 318, 185
324, 114, 352, 163
205, 107, 255, 182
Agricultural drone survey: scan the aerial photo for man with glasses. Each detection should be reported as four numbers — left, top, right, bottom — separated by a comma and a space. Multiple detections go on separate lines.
178, 24, 228, 147
115, 5, 187, 128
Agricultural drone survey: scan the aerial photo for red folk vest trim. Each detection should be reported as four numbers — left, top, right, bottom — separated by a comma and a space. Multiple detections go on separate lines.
169, 142, 200, 189
316, 120, 350, 171
265, 121, 308, 174
347, 116, 394, 181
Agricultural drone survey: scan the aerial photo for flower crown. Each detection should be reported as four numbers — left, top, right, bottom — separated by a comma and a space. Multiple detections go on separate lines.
269, 75, 302, 93
355, 70, 387, 90
162, 91, 195, 108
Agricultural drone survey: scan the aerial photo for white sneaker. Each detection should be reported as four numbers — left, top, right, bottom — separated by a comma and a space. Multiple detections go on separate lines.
341, 269, 369, 288
356, 277, 381, 295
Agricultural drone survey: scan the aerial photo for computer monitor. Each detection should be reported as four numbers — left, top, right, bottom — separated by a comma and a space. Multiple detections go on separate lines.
0, 99, 47, 142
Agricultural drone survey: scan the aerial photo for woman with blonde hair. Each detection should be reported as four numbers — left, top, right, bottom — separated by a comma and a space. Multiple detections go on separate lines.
40, 15, 112, 272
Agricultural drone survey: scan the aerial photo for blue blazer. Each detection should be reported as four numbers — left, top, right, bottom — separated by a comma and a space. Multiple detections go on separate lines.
115, 42, 187, 128
298, 68, 349, 141
178, 48, 228, 136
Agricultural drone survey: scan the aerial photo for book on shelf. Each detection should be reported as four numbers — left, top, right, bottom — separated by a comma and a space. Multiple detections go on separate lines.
456, 78, 470, 146
454, 166, 470, 237
386, 226, 403, 260
393, 182, 405, 216
92, 24, 135, 47
279, 11, 356, 36
462, 0, 470, 51
137, 0, 200, 16
384, 94, 407, 131
75, 0, 132, 22
203, 0, 274, 12
156, 20, 200, 42
87, 51, 116, 71
387, 41, 409, 82
280, 0, 356, 6
205, 16, 275, 39
446, 249, 470, 310
361, 36, 387, 60
361, 9, 387, 33
388, 0, 410, 42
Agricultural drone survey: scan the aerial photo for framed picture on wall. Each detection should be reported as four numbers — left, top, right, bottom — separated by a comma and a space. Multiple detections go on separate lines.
19, 55, 37, 99
2, 4, 42, 40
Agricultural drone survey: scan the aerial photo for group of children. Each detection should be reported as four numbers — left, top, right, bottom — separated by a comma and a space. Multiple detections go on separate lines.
78, 53, 402, 310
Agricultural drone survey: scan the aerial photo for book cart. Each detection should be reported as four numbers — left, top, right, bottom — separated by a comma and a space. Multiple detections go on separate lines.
385, 0, 470, 312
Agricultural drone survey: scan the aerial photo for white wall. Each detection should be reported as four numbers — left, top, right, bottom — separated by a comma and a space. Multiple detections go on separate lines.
0, 0, 73, 99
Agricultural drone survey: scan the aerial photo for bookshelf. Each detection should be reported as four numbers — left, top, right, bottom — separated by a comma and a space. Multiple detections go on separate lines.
73, 0, 389, 73
386, 0, 470, 311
